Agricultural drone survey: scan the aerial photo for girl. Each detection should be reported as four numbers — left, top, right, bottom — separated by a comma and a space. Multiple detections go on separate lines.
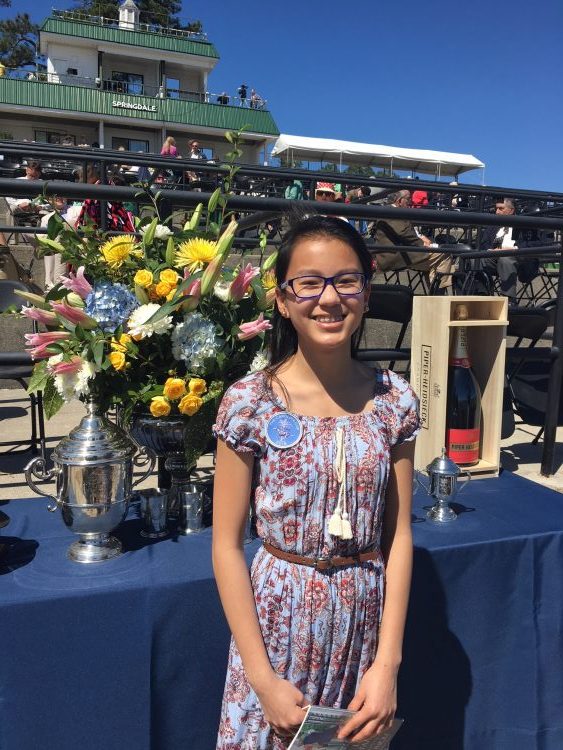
212, 215, 419, 748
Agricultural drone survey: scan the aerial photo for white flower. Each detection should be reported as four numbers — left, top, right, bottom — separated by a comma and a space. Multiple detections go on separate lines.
213, 280, 230, 302
141, 224, 173, 240
249, 350, 269, 373
75, 361, 98, 395
127, 303, 173, 339
48, 354, 99, 402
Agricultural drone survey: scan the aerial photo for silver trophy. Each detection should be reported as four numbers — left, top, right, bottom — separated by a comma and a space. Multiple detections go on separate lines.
416, 448, 470, 523
24, 400, 156, 563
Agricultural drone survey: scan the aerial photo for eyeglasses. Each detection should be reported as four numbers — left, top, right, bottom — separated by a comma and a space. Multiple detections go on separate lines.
279, 272, 367, 299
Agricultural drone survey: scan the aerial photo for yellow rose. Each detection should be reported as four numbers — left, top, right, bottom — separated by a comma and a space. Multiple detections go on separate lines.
110, 333, 132, 352
155, 281, 173, 298
160, 268, 179, 286
149, 396, 171, 417
188, 377, 207, 396
134, 269, 154, 288
163, 377, 186, 401
166, 287, 179, 303
108, 351, 126, 371
178, 393, 203, 416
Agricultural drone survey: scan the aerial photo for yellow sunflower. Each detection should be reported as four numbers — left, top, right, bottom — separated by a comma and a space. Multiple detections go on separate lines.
261, 270, 277, 291
175, 238, 218, 273
100, 235, 137, 269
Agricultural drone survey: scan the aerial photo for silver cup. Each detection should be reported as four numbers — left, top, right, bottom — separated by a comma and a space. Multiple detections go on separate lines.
178, 484, 204, 535
139, 490, 169, 538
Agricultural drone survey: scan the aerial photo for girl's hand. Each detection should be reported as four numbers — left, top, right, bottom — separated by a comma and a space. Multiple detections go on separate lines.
255, 674, 307, 738
337, 661, 398, 743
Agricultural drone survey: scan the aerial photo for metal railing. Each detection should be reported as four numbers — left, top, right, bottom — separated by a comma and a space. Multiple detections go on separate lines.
51, 8, 208, 41
0, 143, 560, 477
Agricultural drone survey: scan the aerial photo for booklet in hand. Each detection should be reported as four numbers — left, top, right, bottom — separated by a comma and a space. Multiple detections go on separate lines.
287, 705, 403, 749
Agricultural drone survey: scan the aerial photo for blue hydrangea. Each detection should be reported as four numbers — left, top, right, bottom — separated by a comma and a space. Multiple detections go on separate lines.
85, 281, 138, 333
171, 312, 223, 373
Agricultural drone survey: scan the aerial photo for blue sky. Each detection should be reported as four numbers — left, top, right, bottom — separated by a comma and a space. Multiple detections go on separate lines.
2, 0, 562, 191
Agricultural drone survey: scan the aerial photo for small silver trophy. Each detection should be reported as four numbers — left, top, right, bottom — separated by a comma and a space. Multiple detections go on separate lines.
417, 448, 470, 523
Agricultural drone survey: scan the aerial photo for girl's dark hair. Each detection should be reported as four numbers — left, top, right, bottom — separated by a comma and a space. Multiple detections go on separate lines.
267, 214, 373, 375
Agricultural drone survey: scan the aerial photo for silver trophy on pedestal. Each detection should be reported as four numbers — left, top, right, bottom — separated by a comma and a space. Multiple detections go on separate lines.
24, 400, 156, 563
417, 448, 471, 523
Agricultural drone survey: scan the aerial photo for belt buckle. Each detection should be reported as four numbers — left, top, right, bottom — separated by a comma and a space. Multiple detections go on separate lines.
314, 555, 333, 572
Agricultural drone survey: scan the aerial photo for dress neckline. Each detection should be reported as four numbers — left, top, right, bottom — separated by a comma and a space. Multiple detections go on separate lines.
261, 370, 380, 422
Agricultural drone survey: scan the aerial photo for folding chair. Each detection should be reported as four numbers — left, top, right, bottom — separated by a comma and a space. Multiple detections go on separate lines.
357, 284, 413, 373
0, 279, 46, 460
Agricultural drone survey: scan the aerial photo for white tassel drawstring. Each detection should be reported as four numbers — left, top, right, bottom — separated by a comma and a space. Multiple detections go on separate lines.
328, 427, 353, 540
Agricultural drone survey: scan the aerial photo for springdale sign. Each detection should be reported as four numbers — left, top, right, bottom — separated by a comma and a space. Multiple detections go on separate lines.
112, 100, 158, 113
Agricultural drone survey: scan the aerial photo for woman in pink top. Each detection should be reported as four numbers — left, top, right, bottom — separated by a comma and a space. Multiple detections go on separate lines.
160, 136, 178, 157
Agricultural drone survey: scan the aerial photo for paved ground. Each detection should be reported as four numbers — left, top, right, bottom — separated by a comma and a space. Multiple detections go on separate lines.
1, 386, 561, 502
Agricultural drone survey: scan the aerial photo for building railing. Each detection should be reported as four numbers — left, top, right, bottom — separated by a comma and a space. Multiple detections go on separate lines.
2, 68, 269, 111
51, 8, 208, 41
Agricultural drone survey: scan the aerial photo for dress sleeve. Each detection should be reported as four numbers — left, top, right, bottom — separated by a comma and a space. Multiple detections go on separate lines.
212, 377, 262, 455
386, 370, 421, 447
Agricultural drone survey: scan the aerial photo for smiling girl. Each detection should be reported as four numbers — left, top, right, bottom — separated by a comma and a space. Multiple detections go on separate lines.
212, 215, 419, 748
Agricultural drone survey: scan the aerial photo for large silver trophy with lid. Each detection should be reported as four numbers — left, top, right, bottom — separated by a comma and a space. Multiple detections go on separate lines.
416, 448, 471, 522
24, 399, 155, 563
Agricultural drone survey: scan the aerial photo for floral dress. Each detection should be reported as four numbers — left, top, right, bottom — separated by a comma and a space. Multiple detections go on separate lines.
213, 369, 420, 750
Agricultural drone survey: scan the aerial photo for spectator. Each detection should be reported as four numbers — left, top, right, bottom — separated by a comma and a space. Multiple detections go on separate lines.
5, 161, 49, 244
284, 179, 303, 200
186, 139, 203, 186
160, 136, 178, 157
42, 196, 67, 290
250, 89, 264, 109
75, 165, 135, 232
370, 189, 452, 289
217, 92, 230, 105
478, 197, 540, 305
315, 182, 347, 221
238, 83, 248, 107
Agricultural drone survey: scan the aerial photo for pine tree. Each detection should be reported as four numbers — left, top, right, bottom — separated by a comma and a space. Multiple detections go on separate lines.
0, 13, 39, 68
70, 0, 202, 30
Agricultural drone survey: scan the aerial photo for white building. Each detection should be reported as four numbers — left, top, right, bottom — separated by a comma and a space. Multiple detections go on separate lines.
0, 2, 279, 161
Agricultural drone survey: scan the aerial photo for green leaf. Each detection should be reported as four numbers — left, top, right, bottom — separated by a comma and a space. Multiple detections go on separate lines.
27, 361, 50, 395
43, 377, 64, 420
93, 339, 105, 368
224, 131, 234, 144
165, 236, 176, 266
47, 212, 64, 240
36, 237, 66, 258
134, 284, 149, 304
142, 217, 158, 250
207, 187, 221, 214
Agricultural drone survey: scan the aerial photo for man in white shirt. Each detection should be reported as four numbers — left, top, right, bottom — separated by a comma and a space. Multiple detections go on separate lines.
479, 198, 539, 305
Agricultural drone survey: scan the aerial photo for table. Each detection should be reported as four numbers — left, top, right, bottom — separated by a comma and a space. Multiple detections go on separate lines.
1, 471, 563, 750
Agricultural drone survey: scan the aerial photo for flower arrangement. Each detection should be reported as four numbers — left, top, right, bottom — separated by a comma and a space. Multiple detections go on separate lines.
19, 131, 275, 467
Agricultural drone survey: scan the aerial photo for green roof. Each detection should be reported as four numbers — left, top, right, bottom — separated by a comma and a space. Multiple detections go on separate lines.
0, 79, 279, 136
40, 17, 220, 58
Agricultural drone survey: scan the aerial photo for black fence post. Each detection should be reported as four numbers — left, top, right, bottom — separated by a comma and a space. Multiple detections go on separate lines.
541, 241, 563, 476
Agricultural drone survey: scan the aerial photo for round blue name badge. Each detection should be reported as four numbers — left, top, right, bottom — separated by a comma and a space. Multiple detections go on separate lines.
266, 413, 302, 449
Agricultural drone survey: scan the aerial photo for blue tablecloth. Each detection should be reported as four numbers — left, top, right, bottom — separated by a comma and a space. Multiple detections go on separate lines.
1, 471, 562, 750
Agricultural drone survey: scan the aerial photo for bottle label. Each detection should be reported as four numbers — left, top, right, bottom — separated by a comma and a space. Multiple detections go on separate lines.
449, 326, 471, 367
446, 428, 480, 464
450, 357, 470, 368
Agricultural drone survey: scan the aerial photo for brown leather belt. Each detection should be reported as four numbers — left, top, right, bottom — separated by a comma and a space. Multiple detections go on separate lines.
264, 541, 380, 572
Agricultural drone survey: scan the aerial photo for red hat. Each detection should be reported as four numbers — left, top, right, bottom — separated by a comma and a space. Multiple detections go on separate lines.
315, 181, 336, 194
412, 190, 428, 207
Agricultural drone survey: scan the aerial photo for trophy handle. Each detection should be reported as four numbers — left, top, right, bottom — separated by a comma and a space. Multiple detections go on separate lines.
24, 456, 63, 512
414, 470, 431, 495
458, 470, 471, 492
132, 445, 157, 488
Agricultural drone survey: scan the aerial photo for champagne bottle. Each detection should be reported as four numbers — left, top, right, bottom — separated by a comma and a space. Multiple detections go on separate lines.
445, 304, 482, 466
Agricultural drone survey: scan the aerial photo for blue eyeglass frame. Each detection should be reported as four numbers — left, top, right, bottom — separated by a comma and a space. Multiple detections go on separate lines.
279, 272, 368, 299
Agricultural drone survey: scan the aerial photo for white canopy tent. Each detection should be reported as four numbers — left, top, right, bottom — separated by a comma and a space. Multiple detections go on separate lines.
270, 133, 485, 181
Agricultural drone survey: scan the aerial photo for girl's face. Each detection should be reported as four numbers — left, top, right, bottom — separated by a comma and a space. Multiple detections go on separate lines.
275, 235, 369, 354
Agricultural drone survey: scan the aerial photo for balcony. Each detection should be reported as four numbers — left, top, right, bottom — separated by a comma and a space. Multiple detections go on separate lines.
0, 76, 279, 136
41, 10, 219, 59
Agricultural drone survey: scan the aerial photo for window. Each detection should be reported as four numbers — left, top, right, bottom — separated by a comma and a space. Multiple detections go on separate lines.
166, 77, 180, 99
35, 130, 76, 146
110, 71, 144, 96
112, 137, 149, 153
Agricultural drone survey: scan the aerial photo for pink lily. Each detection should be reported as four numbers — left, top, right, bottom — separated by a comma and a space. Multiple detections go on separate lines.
24, 331, 70, 359
229, 263, 260, 302
21, 307, 58, 325
51, 300, 98, 329
58, 266, 93, 299
49, 356, 83, 375
237, 313, 273, 342
180, 278, 201, 312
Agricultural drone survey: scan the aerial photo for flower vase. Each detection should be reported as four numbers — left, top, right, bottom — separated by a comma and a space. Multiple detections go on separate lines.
129, 414, 196, 518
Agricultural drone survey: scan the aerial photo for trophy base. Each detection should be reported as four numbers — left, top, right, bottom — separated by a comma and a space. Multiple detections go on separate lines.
140, 528, 169, 539
427, 503, 458, 523
68, 534, 122, 563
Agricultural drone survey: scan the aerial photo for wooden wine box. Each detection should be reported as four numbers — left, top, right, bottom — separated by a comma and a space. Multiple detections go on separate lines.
410, 296, 508, 479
